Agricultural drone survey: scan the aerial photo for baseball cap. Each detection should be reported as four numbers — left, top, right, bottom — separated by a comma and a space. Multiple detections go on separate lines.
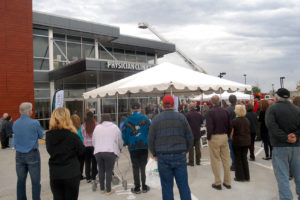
276, 88, 290, 98
163, 95, 174, 107
131, 102, 140, 109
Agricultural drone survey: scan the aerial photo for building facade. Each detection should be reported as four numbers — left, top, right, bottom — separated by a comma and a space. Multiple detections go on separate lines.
1, 0, 175, 129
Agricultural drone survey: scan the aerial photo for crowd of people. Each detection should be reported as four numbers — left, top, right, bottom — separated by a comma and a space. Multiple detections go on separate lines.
1, 88, 300, 200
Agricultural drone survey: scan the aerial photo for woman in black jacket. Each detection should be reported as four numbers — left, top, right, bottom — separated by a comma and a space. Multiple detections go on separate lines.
259, 100, 272, 160
46, 108, 85, 200
231, 105, 251, 182
245, 104, 258, 161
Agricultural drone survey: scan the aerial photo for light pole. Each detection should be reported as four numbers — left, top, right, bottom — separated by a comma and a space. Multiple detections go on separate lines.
243, 74, 247, 84
218, 72, 226, 78
280, 77, 285, 88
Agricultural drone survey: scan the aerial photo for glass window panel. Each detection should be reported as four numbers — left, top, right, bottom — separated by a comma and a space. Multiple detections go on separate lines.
126, 54, 136, 62
33, 36, 49, 58
64, 89, 85, 98
33, 28, 48, 36
147, 55, 155, 64
53, 61, 67, 69
82, 44, 95, 58
114, 53, 126, 61
34, 99, 50, 129
67, 42, 81, 61
125, 50, 135, 54
114, 48, 124, 54
136, 51, 146, 55
34, 58, 49, 70
102, 98, 116, 114
54, 41, 66, 61
136, 55, 147, 63
82, 38, 94, 45
53, 33, 65, 41
67, 35, 81, 43
34, 89, 50, 98
34, 82, 50, 89
100, 51, 113, 60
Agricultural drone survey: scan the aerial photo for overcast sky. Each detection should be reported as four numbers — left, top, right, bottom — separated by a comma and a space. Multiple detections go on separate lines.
33, 0, 300, 92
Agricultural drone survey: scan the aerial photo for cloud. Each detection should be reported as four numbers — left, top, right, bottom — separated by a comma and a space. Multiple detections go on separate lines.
33, 0, 300, 92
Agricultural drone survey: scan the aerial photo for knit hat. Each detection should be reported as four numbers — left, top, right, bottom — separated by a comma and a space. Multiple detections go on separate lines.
276, 88, 290, 98
163, 95, 174, 107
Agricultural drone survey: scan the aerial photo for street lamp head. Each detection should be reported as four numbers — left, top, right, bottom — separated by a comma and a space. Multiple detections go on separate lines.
138, 22, 148, 29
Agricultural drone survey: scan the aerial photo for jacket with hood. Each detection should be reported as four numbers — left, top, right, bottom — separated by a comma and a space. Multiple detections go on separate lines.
92, 121, 123, 157
46, 129, 85, 179
122, 112, 151, 152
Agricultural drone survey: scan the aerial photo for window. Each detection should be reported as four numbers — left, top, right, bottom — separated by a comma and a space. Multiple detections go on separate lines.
82, 44, 95, 58
67, 42, 81, 61
33, 28, 48, 36
34, 58, 49, 70
33, 36, 49, 58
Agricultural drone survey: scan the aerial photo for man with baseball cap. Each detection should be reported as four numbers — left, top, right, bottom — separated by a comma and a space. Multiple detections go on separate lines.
148, 95, 194, 200
122, 102, 151, 194
266, 88, 300, 200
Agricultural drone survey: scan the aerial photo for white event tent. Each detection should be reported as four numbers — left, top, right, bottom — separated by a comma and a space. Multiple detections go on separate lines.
191, 91, 252, 101
83, 62, 252, 99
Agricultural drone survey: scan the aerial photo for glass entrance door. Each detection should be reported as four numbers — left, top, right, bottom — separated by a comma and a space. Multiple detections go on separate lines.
65, 100, 84, 121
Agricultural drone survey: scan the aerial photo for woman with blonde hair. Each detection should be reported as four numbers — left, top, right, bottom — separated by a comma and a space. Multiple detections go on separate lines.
46, 108, 85, 200
231, 105, 251, 182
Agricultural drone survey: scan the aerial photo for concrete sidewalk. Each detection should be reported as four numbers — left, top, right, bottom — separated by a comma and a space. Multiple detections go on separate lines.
0, 142, 298, 200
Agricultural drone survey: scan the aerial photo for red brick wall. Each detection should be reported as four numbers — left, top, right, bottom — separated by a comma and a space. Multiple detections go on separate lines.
0, 0, 34, 120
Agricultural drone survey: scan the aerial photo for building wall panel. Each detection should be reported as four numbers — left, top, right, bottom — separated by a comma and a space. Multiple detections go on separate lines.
0, 0, 34, 121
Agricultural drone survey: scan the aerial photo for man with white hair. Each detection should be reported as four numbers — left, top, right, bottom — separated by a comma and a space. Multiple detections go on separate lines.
0, 112, 9, 148
13, 102, 44, 200
266, 88, 300, 200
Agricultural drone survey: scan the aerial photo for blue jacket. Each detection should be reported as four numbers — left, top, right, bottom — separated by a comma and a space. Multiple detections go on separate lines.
122, 112, 151, 152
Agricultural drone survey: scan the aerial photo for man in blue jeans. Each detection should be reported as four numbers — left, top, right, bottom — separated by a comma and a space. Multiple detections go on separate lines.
13, 102, 44, 200
266, 88, 300, 200
148, 95, 194, 200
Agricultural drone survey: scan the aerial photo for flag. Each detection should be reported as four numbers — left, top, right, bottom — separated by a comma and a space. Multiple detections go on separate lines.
52, 90, 64, 111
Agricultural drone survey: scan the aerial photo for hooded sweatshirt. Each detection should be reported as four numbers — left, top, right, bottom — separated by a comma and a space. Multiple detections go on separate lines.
122, 112, 151, 152
92, 121, 123, 157
46, 129, 85, 179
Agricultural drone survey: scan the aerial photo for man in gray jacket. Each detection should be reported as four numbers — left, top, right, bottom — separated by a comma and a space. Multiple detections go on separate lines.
266, 88, 300, 200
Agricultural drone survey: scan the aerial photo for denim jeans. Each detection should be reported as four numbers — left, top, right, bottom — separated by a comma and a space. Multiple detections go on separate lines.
9, 135, 14, 148
157, 153, 191, 200
272, 147, 300, 200
16, 149, 41, 200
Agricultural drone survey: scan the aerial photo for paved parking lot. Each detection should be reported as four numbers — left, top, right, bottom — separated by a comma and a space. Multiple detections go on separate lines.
0, 141, 298, 200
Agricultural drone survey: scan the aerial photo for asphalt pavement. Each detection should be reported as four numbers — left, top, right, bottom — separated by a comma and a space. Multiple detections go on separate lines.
0, 141, 298, 200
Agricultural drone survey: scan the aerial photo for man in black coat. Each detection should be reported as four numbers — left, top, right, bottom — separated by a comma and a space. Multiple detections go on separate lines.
185, 102, 203, 166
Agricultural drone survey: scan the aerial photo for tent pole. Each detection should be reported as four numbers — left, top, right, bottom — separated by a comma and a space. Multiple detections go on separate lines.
97, 97, 101, 122
116, 94, 119, 125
